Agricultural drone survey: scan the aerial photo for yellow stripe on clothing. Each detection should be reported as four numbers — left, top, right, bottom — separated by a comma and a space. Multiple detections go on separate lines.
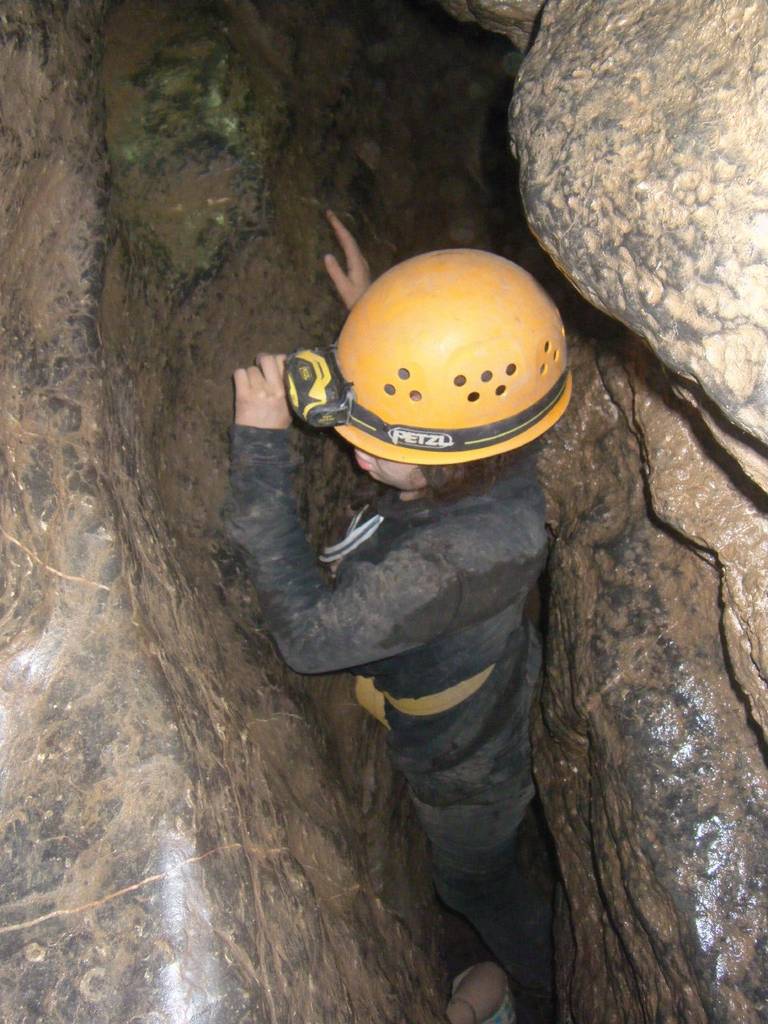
355, 675, 389, 728
354, 663, 495, 728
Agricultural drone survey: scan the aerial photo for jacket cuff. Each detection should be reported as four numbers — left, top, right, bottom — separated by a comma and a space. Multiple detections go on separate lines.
229, 425, 294, 505
230, 424, 292, 462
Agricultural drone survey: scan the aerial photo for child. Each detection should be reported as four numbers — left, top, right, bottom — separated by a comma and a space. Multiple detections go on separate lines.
228, 211, 570, 1023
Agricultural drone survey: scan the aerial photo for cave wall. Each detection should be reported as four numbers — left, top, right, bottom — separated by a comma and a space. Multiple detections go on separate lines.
437, 0, 541, 51
0, 2, 483, 1020
439, 0, 768, 1019
0, 1, 523, 1021
535, 340, 768, 1023
4, 0, 767, 1021
506, 2, 768, 1021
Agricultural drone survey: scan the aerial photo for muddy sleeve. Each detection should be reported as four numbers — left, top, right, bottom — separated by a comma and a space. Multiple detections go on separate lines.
227, 425, 461, 674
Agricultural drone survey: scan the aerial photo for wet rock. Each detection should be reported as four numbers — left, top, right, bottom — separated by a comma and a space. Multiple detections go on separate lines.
436, 0, 542, 51
537, 341, 768, 1023
621, 351, 768, 740
512, 0, 768, 452
480, 2, 768, 1019
0, 2, 458, 1021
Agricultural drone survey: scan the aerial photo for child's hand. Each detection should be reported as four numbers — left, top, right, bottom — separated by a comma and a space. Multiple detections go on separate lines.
323, 209, 371, 309
233, 354, 292, 429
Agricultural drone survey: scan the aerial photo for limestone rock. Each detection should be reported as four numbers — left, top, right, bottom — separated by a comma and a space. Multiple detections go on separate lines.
621, 349, 768, 740
537, 342, 768, 1023
436, 0, 542, 51
506, 7, 768, 1017
0, 2, 452, 1020
512, 0, 768, 451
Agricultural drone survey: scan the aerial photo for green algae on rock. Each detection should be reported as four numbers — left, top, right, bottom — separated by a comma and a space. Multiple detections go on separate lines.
105, 1, 284, 291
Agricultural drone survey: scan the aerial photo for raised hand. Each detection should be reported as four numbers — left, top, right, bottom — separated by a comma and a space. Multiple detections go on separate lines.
323, 208, 371, 309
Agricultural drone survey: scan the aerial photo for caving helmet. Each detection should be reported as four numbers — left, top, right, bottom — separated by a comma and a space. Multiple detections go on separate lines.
285, 249, 571, 465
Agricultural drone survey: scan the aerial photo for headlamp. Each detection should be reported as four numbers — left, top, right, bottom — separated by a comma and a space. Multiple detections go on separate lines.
284, 347, 353, 428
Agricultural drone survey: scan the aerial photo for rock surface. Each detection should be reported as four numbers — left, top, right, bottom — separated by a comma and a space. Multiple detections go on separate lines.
437, 0, 542, 51
0, 0, 517, 1020
536, 341, 768, 1023
513, 0, 768, 452
501, 1, 768, 1020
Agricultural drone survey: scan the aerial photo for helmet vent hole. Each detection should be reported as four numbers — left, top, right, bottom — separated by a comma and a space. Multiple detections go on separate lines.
398, 367, 410, 380
544, 341, 551, 353
468, 391, 480, 402
539, 364, 547, 375
481, 370, 493, 382
409, 390, 422, 402
505, 363, 517, 376
453, 374, 466, 387
495, 385, 506, 396
384, 384, 396, 395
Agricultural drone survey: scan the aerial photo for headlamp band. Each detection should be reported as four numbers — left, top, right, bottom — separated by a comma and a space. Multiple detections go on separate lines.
347, 370, 568, 453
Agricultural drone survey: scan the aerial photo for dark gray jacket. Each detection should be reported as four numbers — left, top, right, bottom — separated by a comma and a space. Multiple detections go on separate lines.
227, 426, 547, 737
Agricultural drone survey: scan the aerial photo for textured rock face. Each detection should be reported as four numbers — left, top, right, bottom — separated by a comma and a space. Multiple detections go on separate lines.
436, 0, 542, 50
536, 343, 768, 1023
0, 0, 509, 1019
0, 0, 522, 1018
501, 1, 768, 1021
513, 0, 768, 451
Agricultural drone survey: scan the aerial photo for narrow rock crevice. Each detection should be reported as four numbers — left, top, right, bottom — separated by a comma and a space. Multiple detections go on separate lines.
0, 1, 766, 1022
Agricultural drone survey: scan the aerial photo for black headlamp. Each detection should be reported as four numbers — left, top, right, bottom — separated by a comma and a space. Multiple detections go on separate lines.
284, 347, 353, 428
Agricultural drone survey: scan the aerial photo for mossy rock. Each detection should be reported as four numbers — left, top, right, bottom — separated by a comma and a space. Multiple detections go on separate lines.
105, 0, 286, 291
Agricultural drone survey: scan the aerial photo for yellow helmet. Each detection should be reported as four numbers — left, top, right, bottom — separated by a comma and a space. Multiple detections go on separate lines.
332, 249, 571, 464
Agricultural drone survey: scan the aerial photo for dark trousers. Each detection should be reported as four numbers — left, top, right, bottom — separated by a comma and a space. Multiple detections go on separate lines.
389, 628, 551, 989
410, 788, 552, 989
